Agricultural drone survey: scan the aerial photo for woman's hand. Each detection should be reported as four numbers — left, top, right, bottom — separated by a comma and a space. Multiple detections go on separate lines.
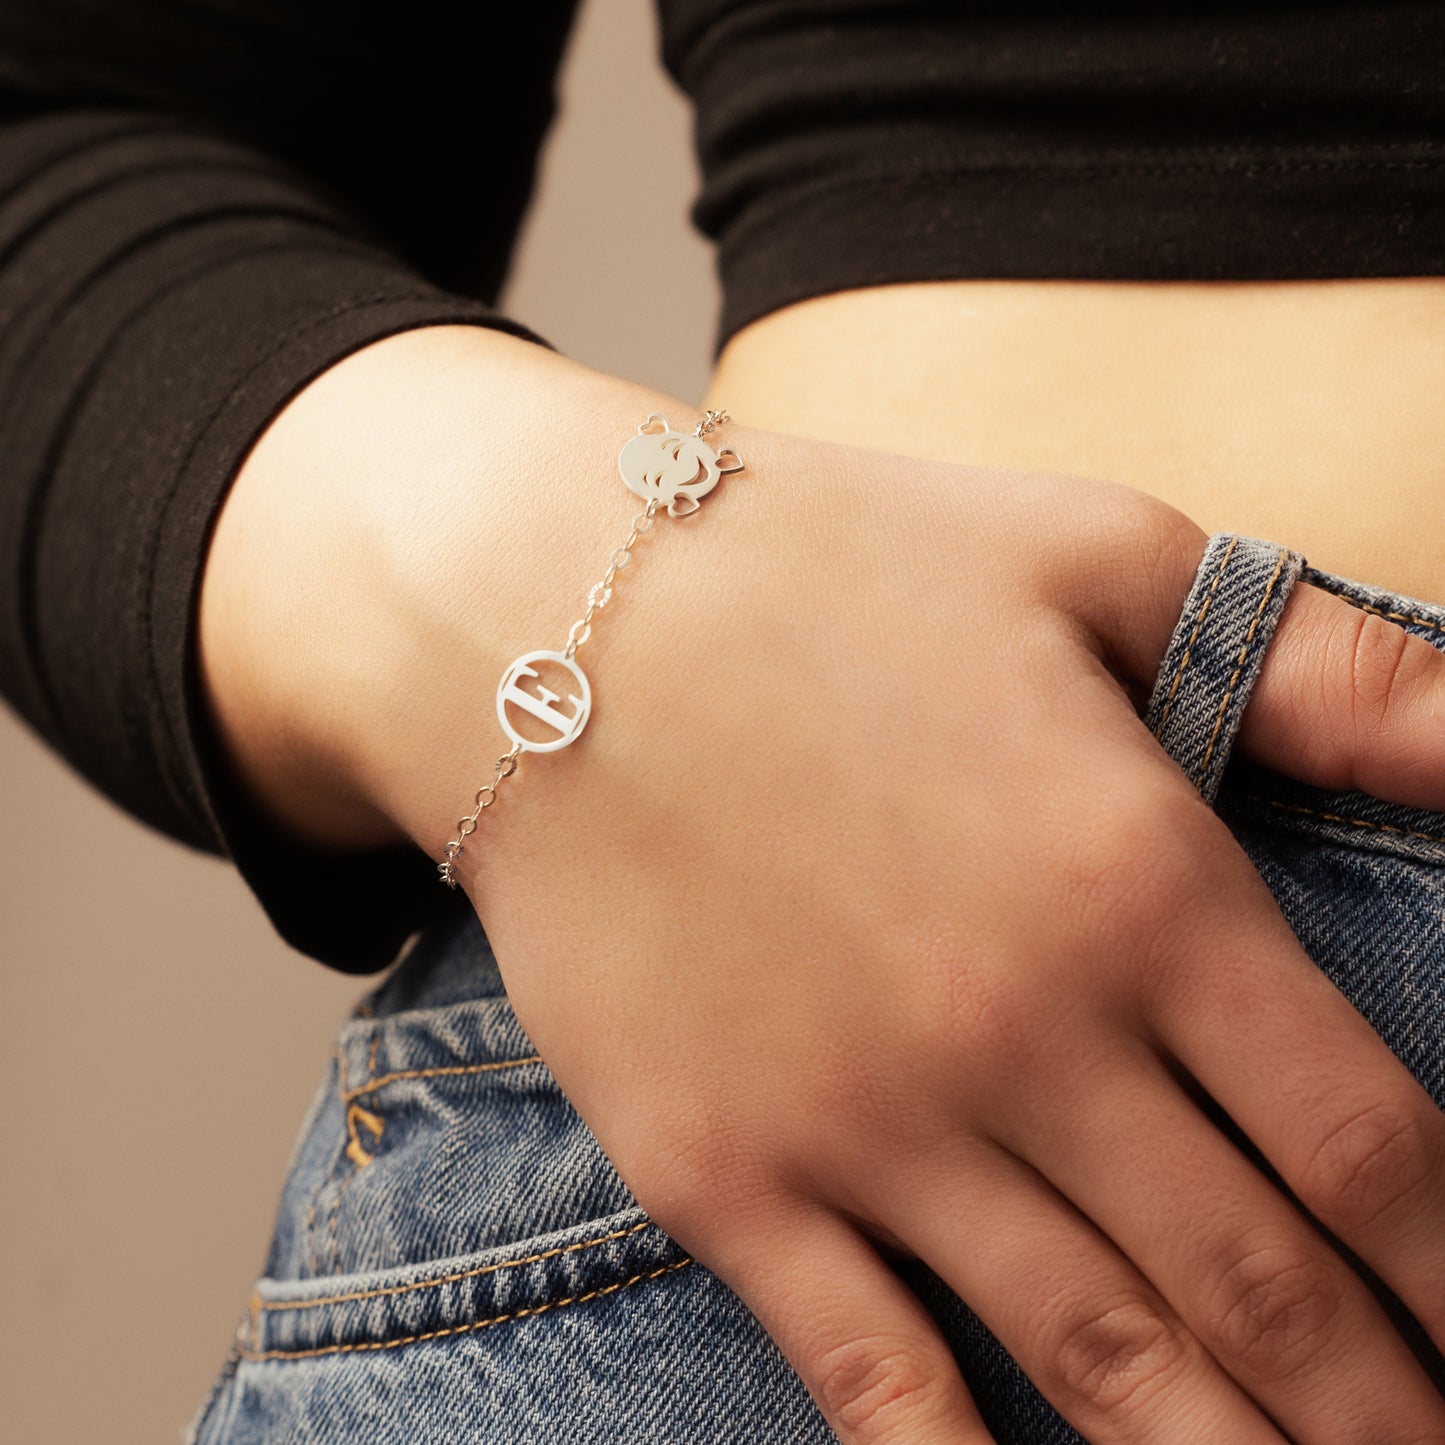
202, 326, 1445, 1443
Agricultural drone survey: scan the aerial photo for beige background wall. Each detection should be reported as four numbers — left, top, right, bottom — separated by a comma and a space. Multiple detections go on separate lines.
0, 2, 716, 1439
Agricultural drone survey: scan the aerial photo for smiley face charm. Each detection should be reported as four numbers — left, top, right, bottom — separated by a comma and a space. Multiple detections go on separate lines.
617, 414, 745, 518
496, 650, 591, 753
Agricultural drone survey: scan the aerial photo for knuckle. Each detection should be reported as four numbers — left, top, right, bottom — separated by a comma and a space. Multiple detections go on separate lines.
1142, 503, 1212, 599
1061, 788, 1201, 957
1122, 826, 1199, 924
1048, 1297, 1191, 1416
895, 912, 1040, 1083
1298, 1096, 1444, 1234
620, 1165, 715, 1245
1205, 1240, 1343, 1380
928, 938, 1031, 1071
812, 1336, 949, 1441
1105, 489, 1208, 586
615, 1112, 759, 1241
1121, 498, 1213, 638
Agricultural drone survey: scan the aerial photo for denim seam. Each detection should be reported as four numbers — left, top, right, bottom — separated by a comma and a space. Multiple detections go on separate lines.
327, 1177, 343, 1274
337, 1056, 542, 1103
1330, 594, 1445, 636
1155, 534, 1239, 731
328, 1038, 374, 1271
241, 1258, 695, 1362
1234, 792, 1445, 847
1193, 544, 1289, 785
260, 1219, 660, 1313
304, 1048, 345, 1278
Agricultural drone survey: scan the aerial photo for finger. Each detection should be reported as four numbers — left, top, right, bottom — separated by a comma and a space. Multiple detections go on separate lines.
704, 1205, 993, 1445
999, 1044, 1445, 1443
862, 1144, 1287, 1444
1238, 578, 1445, 809
1151, 851, 1445, 1360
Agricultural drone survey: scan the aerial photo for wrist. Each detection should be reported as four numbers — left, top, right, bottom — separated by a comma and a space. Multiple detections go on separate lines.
197, 323, 702, 862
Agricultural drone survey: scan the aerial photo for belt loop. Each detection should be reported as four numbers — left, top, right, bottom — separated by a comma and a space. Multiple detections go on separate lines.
1144, 533, 1306, 805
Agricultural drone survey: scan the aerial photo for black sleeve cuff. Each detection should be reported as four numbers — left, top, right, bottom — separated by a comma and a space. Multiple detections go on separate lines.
0, 111, 558, 972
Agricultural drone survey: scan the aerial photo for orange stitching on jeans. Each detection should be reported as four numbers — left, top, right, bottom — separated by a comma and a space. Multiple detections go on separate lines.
1235, 793, 1445, 846
1155, 535, 1239, 732
1328, 594, 1445, 635
310, 1049, 539, 1273
340, 1034, 385, 1167
1193, 546, 1289, 786
259, 1220, 659, 1313
337, 1057, 541, 1103
243, 1258, 693, 1362
344, 1103, 384, 1168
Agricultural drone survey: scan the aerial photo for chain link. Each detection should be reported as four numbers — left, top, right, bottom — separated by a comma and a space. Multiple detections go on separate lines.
437, 742, 523, 887
566, 498, 659, 659
692, 408, 728, 438
437, 410, 732, 887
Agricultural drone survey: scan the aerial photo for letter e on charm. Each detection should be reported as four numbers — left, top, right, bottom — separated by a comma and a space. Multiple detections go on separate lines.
496, 650, 591, 753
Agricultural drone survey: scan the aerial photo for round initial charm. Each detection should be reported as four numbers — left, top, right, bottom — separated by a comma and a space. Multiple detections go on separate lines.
618, 413, 745, 518
495, 650, 591, 753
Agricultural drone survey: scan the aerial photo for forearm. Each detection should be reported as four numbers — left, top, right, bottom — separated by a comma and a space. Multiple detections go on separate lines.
197, 324, 715, 867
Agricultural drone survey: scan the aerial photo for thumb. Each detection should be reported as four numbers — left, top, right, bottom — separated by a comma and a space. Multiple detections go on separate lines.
1237, 580, 1445, 810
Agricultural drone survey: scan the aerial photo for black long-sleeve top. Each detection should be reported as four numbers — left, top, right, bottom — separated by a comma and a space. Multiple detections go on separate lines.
2, 1, 1441, 972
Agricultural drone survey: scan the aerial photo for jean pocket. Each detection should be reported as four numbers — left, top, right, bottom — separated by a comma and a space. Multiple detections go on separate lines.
195, 989, 831, 1442
188, 987, 722, 1443
242, 1203, 690, 1362
188, 1207, 699, 1445
260, 989, 642, 1288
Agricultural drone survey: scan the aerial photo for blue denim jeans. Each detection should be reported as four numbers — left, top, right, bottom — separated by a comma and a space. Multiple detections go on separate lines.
190, 534, 1444, 1443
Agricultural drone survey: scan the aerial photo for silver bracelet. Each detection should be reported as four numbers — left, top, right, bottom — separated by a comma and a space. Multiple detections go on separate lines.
438, 408, 743, 887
